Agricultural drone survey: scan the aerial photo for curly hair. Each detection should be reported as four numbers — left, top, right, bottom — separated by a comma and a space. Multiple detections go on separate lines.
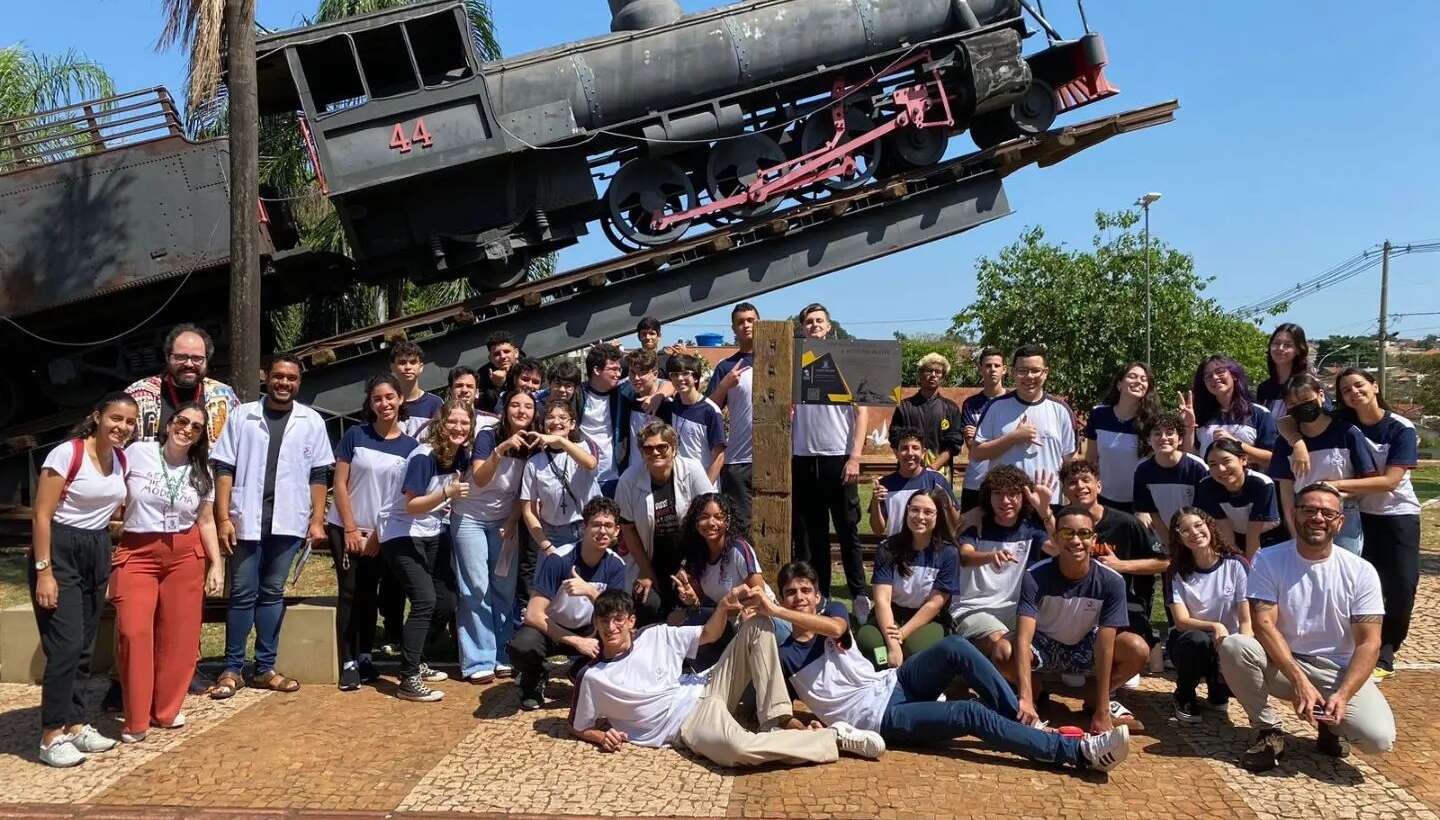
424, 396, 476, 468
679, 492, 741, 582
977, 465, 1036, 523
1166, 506, 1239, 578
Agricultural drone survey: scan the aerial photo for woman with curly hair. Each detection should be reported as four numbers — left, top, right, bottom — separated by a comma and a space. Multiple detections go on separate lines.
1084, 362, 1162, 511
672, 492, 776, 669
856, 488, 960, 668
1166, 507, 1251, 723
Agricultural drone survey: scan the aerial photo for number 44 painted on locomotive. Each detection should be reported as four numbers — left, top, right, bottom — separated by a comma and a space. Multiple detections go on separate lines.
388, 118, 433, 153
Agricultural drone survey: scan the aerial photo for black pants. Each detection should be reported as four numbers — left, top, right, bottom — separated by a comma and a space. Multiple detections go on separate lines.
721, 462, 753, 540
30, 523, 111, 730
381, 534, 455, 677
791, 455, 865, 599
508, 622, 593, 696
1361, 512, 1421, 670
377, 553, 407, 647
326, 524, 383, 667
1167, 628, 1229, 704
515, 529, 539, 612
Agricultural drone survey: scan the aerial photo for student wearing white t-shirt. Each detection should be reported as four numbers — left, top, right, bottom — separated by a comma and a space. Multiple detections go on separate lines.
707, 303, 757, 535
521, 398, 600, 555
672, 493, 779, 670
1218, 484, 1395, 773
792, 304, 869, 608
579, 343, 629, 497
970, 344, 1077, 500
1082, 363, 1161, 512
327, 375, 419, 691
763, 562, 1130, 773
1164, 508, 1251, 724
29, 392, 137, 767
453, 390, 537, 683
570, 587, 884, 765
113, 402, 225, 744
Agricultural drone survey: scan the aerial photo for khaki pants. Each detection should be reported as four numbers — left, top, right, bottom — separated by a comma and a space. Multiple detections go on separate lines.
1217, 634, 1396, 753
678, 618, 839, 767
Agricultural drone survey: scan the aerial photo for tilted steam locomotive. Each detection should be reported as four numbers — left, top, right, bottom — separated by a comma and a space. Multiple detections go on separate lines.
256, 0, 1116, 291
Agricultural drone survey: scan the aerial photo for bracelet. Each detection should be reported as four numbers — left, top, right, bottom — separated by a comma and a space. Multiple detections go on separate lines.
344, 528, 358, 534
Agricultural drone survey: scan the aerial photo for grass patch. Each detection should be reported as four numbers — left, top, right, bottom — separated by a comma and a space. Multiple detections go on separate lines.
1411, 464, 1440, 504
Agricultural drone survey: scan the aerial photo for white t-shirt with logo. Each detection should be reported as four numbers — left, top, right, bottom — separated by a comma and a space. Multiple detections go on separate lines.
972, 392, 1077, 496
123, 442, 214, 534
793, 404, 855, 457
1169, 555, 1249, 634
42, 441, 128, 531
778, 601, 898, 733
707, 353, 753, 464
570, 625, 707, 748
1247, 540, 1384, 666
521, 446, 599, 528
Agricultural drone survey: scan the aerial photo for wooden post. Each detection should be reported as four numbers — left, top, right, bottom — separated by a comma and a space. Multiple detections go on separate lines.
750, 320, 794, 584
227, 0, 261, 402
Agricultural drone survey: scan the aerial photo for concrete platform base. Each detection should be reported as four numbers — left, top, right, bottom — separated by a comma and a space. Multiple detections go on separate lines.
0, 604, 43, 683
275, 600, 338, 685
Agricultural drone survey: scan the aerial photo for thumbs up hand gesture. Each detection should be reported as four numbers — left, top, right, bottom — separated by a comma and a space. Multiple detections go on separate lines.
1013, 413, 1040, 445
562, 565, 600, 600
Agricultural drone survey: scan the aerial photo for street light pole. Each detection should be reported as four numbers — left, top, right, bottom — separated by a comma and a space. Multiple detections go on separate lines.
1136, 193, 1162, 365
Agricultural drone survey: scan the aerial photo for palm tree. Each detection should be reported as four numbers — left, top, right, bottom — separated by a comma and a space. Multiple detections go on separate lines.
0, 44, 115, 167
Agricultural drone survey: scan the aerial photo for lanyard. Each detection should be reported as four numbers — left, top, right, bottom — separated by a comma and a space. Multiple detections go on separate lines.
156, 443, 190, 511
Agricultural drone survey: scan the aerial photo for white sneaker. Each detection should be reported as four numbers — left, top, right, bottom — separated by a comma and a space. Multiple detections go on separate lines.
496, 663, 515, 679
155, 712, 185, 730
831, 721, 885, 759
70, 725, 117, 753
852, 595, 873, 624
1119, 673, 1142, 691
1060, 673, 1086, 688
38, 736, 87, 768
467, 670, 496, 684
1079, 724, 1130, 772
419, 663, 449, 682
121, 730, 148, 744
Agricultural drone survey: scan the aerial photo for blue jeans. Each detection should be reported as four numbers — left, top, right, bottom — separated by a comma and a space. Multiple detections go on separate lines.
225, 534, 304, 674
1335, 501, 1365, 555
880, 636, 1082, 767
451, 516, 519, 674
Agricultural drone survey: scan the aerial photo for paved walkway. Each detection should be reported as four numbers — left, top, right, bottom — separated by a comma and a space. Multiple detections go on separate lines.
3, 544, 1440, 819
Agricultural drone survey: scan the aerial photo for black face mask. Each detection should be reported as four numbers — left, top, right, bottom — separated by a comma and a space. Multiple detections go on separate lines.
1290, 402, 1322, 423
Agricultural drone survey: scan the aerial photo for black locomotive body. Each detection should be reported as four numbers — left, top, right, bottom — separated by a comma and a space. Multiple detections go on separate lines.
256, 0, 1116, 291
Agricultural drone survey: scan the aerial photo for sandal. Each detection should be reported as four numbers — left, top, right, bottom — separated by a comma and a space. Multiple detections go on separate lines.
211, 671, 244, 700
253, 670, 300, 693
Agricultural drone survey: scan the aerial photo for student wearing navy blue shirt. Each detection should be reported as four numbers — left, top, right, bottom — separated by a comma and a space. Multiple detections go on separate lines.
389, 340, 444, 439
1194, 439, 1282, 559
1269, 374, 1377, 554
959, 347, 1007, 511
509, 497, 628, 711
706, 303, 758, 536
763, 561, 1131, 773
1256, 323, 1314, 419
1010, 505, 1149, 735
1132, 413, 1210, 547
660, 354, 727, 483
857, 489, 960, 668
1083, 363, 1161, 512
868, 427, 958, 538
326, 375, 419, 690
1335, 368, 1423, 674
1188, 356, 1276, 469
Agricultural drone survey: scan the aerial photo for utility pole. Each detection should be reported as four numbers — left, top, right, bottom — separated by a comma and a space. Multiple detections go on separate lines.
227, 0, 261, 401
1378, 240, 1391, 395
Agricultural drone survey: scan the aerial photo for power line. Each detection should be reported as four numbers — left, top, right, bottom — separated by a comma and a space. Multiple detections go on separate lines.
1232, 240, 1440, 316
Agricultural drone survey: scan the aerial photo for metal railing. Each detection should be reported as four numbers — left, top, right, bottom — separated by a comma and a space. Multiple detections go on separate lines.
0, 87, 186, 175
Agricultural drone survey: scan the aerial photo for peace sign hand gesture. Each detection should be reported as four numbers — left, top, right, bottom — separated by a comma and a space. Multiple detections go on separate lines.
1177, 390, 1197, 430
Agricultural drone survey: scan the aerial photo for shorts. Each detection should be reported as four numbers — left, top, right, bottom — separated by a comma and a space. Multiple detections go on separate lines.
954, 610, 1012, 641
1031, 630, 1098, 674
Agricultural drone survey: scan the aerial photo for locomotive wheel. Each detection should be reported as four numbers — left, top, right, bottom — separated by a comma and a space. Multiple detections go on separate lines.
883, 124, 948, 170
800, 107, 883, 192
600, 214, 645, 254
605, 158, 697, 247
466, 253, 531, 292
971, 80, 1057, 150
705, 133, 787, 219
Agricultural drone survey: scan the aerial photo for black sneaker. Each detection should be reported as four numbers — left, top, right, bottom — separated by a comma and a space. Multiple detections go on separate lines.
397, 674, 444, 702
519, 683, 545, 712
188, 668, 215, 696
1317, 723, 1350, 758
1174, 697, 1202, 724
338, 664, 362, 692
102, 680, 124, 713
1241, 728, 1285, 773
357, 657, 379, 683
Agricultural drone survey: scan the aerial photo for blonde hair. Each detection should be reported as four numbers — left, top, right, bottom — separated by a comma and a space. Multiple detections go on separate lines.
425, 396, 475, 466
917, 352, 951, 376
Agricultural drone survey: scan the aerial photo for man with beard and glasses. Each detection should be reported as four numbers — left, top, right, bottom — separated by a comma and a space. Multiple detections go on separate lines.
113, 324, 239, 704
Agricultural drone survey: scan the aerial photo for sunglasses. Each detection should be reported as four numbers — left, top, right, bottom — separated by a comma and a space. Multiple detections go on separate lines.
641, 444, 670, 454
1056, 527, 1097, 541
170, 418, 204, 433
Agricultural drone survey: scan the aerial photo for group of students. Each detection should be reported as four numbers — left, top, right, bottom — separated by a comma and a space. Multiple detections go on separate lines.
24, 312, 1413, 780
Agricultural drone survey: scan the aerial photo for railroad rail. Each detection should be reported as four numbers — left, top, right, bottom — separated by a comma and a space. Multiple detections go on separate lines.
292, 99, 1178, 412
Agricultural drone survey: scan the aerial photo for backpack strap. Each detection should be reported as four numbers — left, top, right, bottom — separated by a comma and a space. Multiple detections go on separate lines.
58, 439, 85, 506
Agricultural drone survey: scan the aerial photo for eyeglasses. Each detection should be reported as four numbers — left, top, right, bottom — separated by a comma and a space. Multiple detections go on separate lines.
1056, 527, 1097, 541
1014, 368, 1046, 377
170, 418, 204, 433
907, 508, 938, 518
169, 353, 207, 365
1296, 505, 1342, 522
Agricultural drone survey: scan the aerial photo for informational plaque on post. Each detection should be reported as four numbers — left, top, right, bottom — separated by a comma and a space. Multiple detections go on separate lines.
794, 340, 901, 406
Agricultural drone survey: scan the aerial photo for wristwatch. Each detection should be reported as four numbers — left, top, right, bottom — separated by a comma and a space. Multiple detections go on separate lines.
33, 559, 50, 571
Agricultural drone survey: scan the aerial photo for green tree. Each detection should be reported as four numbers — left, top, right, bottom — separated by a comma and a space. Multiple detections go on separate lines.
951, 210, 1271, 410
893, 332, 974, 387
0, 44, 115, 167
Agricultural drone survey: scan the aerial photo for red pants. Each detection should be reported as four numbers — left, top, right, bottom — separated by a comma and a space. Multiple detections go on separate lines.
112, 528, 206, 735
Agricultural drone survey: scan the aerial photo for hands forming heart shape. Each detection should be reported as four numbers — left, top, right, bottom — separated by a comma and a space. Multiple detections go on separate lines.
521, 430, 544, 448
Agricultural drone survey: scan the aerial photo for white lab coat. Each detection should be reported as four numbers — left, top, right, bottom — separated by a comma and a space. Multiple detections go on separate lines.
212, 400, 336, 541
615, 455, 716, 587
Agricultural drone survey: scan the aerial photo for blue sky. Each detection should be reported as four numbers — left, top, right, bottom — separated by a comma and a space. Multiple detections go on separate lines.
11, 1, 1440, 347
